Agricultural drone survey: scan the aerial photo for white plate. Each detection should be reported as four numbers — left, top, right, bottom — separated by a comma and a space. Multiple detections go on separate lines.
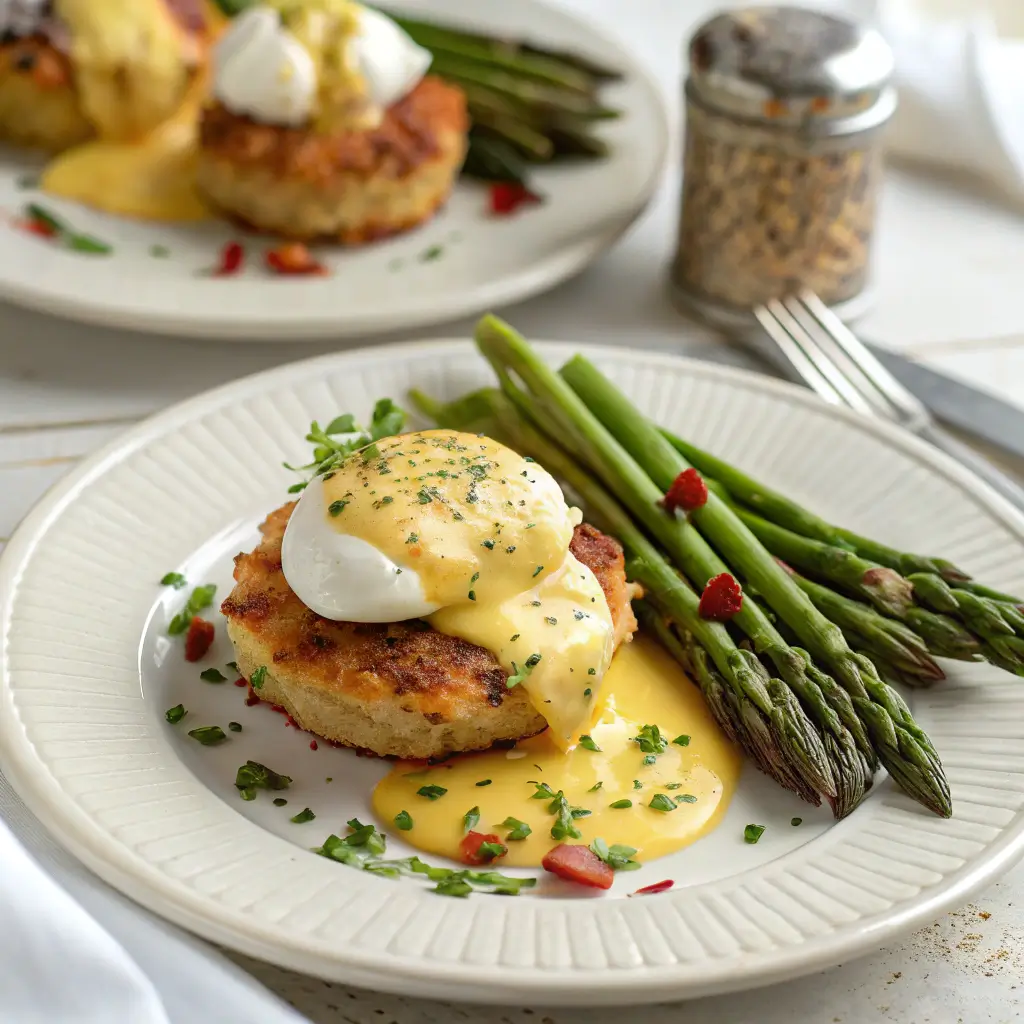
3, 339, 1024, 1006
0, 0, 667, 341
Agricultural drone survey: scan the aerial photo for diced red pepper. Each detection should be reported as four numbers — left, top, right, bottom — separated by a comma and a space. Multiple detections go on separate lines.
630, 879, 674, 896
210, 241, 244, 277
489, 182, 542, 216
460, 831, 507, 866
541, 843, 614, 889
184, 616, 215, 662
20, 218, 57, 239
309, 739, 318, 751
265, 242, 328, 276
698, 573, 743, 622
663, 468, 708, 513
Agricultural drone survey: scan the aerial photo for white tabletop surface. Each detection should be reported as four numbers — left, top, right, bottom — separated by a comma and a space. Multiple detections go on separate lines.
3, 0, 1024, 1021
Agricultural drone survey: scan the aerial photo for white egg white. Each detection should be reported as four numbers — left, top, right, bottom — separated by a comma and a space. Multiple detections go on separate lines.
281, 474, 439, 623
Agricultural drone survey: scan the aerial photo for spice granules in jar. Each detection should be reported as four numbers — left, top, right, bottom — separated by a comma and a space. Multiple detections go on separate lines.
671, 7, 896, 327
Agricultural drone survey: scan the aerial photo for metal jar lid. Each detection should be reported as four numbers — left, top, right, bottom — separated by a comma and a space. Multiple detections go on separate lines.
686, 6, 896, 136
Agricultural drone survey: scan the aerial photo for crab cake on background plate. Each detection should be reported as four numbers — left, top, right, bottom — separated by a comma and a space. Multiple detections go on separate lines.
197, 2, 468, 243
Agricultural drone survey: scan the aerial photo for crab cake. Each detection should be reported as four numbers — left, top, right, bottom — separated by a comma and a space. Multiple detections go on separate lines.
198, 75, 467, 243
222, 505, 639, 759
0, 0, 206, 151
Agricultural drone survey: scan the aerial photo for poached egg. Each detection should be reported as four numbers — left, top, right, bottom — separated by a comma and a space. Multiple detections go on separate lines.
212, 1, 431, 130
281, 430, 616, 747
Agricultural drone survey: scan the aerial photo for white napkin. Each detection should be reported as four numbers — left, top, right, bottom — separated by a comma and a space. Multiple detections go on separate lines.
0, 774, 309, 1024
875, 0, 1024, 203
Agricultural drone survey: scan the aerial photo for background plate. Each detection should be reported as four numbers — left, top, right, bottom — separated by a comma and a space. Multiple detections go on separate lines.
3, 340, 1024, 1005
0, 0, 667, 341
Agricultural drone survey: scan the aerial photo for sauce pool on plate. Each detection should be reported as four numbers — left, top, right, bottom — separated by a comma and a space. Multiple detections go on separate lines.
373, 637, 742, 868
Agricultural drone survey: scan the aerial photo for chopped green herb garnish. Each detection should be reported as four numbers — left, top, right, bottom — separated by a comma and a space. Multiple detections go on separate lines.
578, 735, 601, 752
406, 532, 419, 544
587, 668, 596, 676
226, 661, 238, 673
468, 590, 476, 601
290, 807, 316, 824
476, 840, 507, 861
676, 793, 698, 803
549, 792, 582, 841
188, 725, 226, 746
482, 539, 495, 550
588, 781, 604, 792
509, 633, 520, 642
165, 704, 186, 724
672, 734, 691, 747
200, 668, 227, 683
744, 823, 766, 844
589, 838, 641, 872
634, 724, 668, 755
529, 781, 556, 800
273, 798, 288, 807
475, 779, 492, 787
544, 616, 557, 625
584, 687, 592, 697
609, 799, 632, 809
463, 806, 481, 833
498, 816, 531, 841
791, 817, 802, 827
506, 653, 541, 688
392, 810, 412, 831
149, 244, 171, 258
235, 760, 291, 795
160, 572, 187, 589
167, 583, 217, 635
228, 721, 242, 732
649, 794, 676, 812
435, 876, 472, 897
633, 780, 643, 790
328, 499, 348, 516
420, 244, 444, 262
417, 785, 448, 800
532, 565, 544, 577
250, 666, 267, 690
663, 782, 682, 790
642, 754, 656, 766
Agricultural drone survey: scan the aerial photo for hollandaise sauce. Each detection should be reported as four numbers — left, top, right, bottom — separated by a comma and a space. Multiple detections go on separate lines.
373, 637, 742, 867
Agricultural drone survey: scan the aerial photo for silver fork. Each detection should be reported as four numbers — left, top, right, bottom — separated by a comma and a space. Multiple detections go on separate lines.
754, 289, 1024, 511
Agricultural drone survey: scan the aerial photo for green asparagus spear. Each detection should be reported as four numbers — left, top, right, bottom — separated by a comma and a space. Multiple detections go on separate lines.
462, 132, 529, 185
427, 56, 621, 119
659, 429, 970, 581
381, 10, 624, 82
789, 572, 944, 681
725, 504, 916, 619
551, 346, 950, 817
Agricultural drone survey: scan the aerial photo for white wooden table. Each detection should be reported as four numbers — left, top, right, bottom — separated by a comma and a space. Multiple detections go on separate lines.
3, 1, 1024, 1020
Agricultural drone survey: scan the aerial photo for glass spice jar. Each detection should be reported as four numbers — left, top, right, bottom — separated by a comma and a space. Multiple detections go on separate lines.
670, 7, 897, 328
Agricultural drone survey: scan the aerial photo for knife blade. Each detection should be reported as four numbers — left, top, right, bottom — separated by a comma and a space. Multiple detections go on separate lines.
868, 344, 1024, 464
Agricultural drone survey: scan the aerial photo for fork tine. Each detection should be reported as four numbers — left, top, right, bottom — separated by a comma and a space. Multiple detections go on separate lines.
781, 295, 894, 421
757, 299, 879, 417
754, 304, 847, 408
796, 289, 930, 428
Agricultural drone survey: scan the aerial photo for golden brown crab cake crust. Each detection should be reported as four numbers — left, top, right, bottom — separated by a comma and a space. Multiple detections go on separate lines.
221, 504, 639, 759
195, 76, 468, 244
0, 36, 93, 150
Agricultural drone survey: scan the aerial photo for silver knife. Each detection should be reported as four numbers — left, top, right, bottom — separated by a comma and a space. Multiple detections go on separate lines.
869, 345, 1024, 464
